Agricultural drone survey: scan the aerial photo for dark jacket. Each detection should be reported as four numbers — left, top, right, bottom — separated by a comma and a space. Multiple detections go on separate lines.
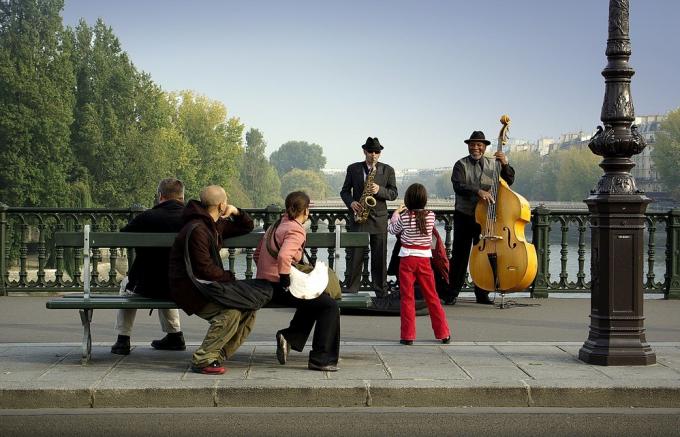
340, 161, 398, 233
451, 155, 515, 217
122, 199, 184, 298
168, 199, 254, 315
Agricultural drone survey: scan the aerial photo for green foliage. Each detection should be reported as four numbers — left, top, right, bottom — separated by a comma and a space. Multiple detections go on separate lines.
509, 150, 548, 201
554, 148, 601, 201
0, 0, 76, 207
224, 174, 252, 208
280, 169, 330, 201
170, 90, 244, 200
506, 148, 600, 202
324, 172, 347, 198
239, 128, 282, 207
652, 108, 680, 200
270, 140, 326, 176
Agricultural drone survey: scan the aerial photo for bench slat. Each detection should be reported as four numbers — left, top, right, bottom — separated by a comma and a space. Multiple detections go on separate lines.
54, 231, 369, 248
46, 294, 370, 310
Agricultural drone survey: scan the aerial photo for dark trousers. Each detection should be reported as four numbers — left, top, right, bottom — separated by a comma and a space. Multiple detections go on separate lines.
347, 232, 388, 295
271, 284, 340, 367
449, 211, 487, 299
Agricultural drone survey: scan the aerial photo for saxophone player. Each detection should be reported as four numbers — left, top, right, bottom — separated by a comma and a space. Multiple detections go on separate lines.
340, 137, 398, 296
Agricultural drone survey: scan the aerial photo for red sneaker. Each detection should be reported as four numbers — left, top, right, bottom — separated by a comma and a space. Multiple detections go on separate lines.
191, 361, 226, 375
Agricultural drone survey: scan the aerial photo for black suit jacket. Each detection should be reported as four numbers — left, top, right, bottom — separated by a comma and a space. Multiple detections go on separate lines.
121, 199, 184, 298
340, 161, 398, 233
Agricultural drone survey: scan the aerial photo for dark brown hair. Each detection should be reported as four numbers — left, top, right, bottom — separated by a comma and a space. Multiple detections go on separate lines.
285, 191, 310, 220
158, 178, 184, 200
404, 183, 429, 236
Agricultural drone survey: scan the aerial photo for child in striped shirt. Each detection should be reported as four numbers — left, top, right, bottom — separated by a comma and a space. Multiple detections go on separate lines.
388, 183, 451, 345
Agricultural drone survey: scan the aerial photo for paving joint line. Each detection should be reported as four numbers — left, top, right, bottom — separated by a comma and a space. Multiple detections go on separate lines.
439, 345, 473, 380
373, 346, 392, 379
520, 379, 534, 407
490, 345, 535, 380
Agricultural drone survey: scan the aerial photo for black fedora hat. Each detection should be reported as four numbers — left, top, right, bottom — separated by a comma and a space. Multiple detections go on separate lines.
464, 131, 491, 145
361, 137, 384, 152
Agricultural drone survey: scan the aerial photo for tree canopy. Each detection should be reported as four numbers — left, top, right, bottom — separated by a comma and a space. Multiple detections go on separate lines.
270, 140, 326, 176
239, 128, 282, 207
652, 108, 680, 200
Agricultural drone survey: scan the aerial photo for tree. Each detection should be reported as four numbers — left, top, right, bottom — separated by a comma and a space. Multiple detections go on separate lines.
270, 140, 326, 176
652, 108, 680, 200
554, 148, 601, 201
280, 169, 330, 200
239, 128, 282, 207
324, 172, 347, 198
0, 0, 76, 206
507, 150, 544, 201
170, 90, 244, 200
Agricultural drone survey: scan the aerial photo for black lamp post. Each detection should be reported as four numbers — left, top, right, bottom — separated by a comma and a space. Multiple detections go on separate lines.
579, 0, 656, 365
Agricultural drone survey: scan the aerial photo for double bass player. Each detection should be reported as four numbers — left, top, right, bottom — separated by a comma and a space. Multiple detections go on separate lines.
446, 130, 515, 305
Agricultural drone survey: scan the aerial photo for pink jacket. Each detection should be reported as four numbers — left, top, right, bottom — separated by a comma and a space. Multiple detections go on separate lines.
254, 216, 306, 283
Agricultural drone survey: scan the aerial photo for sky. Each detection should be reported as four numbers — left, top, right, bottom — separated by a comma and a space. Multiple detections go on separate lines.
61, 0, 680, 170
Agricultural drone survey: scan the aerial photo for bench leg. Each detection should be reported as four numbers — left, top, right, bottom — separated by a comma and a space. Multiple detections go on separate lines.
79, 308, 93, 365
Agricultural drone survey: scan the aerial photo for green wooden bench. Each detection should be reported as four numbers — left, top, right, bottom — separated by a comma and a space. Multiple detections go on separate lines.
46, 225, 371, 363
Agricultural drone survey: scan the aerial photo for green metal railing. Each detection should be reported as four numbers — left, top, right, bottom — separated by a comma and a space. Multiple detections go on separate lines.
1, 202, 678, 298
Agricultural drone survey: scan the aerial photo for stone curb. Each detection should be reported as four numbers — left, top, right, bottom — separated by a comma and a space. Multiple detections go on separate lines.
3, 384, 680, 409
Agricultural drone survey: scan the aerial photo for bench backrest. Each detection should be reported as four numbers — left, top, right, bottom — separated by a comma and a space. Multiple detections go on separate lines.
53, 230, 369, 248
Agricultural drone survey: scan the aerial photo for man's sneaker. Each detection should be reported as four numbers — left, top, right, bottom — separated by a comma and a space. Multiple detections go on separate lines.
191, 361, 226, 375
151, 332, 186, 350
276, 331, 290, 365
111, 335, 131, 355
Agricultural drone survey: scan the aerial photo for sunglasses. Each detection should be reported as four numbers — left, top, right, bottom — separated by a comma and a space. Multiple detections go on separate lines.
366, 150, 381, 155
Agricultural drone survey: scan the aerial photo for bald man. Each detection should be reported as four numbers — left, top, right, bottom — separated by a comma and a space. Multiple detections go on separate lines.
168, 185, 259, 375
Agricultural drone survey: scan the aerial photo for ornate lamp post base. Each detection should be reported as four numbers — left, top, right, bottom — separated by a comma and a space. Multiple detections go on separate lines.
579, 189, 656, 366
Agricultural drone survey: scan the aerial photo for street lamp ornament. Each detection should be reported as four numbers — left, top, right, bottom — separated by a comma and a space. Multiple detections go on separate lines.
587, 0, 647, 195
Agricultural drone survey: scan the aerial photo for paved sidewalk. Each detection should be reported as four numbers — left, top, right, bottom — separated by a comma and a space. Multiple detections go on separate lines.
2, 341, 679, 409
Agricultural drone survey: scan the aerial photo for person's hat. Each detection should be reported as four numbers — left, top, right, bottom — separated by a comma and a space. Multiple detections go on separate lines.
361, 137, 384, 152
464, 131, 491, 145
289, 261, 329, 300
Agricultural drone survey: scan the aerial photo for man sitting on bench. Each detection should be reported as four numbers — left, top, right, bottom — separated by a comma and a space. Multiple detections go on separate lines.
111, 178, 187, 355
168, 185, 265, 375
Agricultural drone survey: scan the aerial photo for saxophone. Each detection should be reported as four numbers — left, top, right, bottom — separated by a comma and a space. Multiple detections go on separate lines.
355, 163, 378, 224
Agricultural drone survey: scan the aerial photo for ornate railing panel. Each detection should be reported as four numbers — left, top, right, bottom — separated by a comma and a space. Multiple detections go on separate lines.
0, 203, 678, 298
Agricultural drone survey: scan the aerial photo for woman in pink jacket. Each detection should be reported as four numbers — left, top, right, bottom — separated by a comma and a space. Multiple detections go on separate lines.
255, 191, 340, 372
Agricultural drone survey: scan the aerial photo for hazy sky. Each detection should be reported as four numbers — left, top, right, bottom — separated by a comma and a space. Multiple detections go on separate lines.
61, 0, 680, 170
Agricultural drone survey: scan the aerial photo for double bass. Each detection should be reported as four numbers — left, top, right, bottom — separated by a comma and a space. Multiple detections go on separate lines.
469, 115, 537, 293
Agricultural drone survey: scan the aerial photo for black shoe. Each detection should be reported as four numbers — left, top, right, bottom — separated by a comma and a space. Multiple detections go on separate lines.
151, 332, 186, 350
400, 339, 414, 345
441, 336, 451, 344
111, 335, 130, 355
475, 293, 494, 305
276, 332, 290, 365
308, 362, 339, 372
442, 296, 457, 305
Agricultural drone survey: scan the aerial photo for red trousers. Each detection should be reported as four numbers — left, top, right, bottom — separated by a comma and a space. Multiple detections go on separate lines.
399, 256, 450, 341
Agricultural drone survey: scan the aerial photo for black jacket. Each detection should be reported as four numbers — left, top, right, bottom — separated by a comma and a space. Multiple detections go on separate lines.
168, 200, 254, 315
121, 199, 184, 298
340, 161, 398, 233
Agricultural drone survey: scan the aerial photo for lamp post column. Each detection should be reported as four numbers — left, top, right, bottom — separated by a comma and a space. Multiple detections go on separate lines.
579, 0, 655, 366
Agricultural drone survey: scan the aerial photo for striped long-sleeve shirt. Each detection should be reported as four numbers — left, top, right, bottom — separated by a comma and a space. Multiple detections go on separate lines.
388, 210, 436, 258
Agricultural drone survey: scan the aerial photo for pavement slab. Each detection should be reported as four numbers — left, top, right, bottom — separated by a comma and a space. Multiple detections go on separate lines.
2, 342, 680, 409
